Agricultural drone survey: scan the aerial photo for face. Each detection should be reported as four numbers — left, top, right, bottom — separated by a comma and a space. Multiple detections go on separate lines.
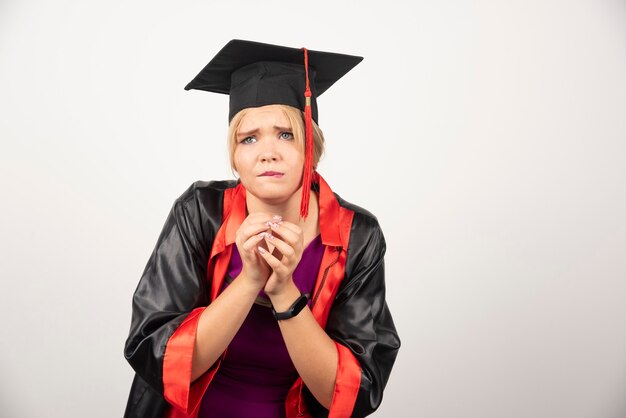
233, 105, 305, 204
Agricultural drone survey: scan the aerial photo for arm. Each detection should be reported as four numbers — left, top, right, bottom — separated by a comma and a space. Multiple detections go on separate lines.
323, 220, 401, 417
269, 282, 338, 409
257, 221, 339, 409
190, 270, 260, 381
125, 186, 257, 414
261, 217, 400, 417
191, 212, 289, 381
124, 192, 212, 395
127, 199, 284, 415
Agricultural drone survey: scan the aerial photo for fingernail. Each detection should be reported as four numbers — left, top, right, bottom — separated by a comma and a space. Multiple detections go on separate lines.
272, 215, 283, 221
257, 246, 266, 254
259, 231, 273, 240
270, 222, 280, 230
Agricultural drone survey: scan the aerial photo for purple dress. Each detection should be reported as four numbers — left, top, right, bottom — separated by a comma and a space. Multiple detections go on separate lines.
198, 234, 324, 418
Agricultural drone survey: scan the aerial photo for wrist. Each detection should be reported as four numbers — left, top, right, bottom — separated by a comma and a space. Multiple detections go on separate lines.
267, 280, 301, 312
272, 293, 308, 321
236, 272, 265, 296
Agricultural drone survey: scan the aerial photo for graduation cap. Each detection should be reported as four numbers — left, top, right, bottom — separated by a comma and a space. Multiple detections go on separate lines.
185, 39, 363, 219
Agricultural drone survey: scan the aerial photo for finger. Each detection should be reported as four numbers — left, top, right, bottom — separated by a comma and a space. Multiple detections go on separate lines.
262, 233, 283, 261
239, 223, 272, 241
238, 218, 281, 244
266, 222, 300, 247
257, 245, 285, 271
270, 220, 301, 235
259, 233, 285, 261
263, 234, 296, 260
242, 214, 284, 235
241, 232, 269, 253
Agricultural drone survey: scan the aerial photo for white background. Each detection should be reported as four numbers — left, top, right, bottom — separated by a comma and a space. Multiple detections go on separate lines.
1, 1, 625, 417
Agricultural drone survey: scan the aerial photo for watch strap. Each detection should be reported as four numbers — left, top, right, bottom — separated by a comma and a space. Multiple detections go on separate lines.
272, 294, 308, 320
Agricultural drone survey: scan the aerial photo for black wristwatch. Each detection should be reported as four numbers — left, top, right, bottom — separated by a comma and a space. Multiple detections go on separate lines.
272, 294, 308, 320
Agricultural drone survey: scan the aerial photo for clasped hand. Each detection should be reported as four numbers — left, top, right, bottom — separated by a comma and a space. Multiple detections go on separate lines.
235, 213, 304, 296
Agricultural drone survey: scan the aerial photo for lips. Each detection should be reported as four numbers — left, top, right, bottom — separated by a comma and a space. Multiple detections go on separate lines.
259, 171, 284, 177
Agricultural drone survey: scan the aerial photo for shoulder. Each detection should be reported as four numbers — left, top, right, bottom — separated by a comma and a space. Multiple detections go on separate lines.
329, 191, 386, 290
333, 191, 385, 246
172, 179, 238, 215
166, 180, 239, 239
176, 179, 239, 205
334, 191, 378, 223
332, 192, 387, 301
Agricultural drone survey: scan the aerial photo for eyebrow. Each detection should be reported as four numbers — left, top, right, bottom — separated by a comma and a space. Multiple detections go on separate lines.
237, 126, 292, 137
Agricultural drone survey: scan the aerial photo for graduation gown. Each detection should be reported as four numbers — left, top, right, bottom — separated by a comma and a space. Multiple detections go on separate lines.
123, 172, 400, 418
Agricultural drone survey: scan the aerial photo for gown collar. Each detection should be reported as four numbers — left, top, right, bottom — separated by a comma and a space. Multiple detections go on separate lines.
221, 171, 343, 249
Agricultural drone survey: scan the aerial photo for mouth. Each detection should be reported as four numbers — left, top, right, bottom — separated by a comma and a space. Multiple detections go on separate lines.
259, 171, 285, 177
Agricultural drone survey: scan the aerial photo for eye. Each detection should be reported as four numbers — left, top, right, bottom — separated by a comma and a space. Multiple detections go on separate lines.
279, 132, 294, 140
240, 136, 256, 144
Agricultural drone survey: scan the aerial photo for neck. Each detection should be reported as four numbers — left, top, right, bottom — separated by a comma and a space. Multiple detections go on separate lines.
245, 187, 319, 227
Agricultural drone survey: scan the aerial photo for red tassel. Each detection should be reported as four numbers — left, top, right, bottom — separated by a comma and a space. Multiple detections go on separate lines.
299, 48, 314, 220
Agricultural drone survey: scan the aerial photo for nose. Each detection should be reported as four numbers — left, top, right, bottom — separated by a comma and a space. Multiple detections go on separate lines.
260, 150, 277, 162
259, 139, 279, 162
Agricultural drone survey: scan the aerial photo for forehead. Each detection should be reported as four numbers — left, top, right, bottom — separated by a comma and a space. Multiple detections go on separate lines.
238, 105, 291, 132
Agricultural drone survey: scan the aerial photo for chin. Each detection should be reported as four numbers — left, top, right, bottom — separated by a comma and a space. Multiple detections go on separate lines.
249, 183, 300, 203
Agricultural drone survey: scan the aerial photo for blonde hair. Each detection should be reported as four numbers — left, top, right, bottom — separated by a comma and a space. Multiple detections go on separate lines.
227, 105, 325, 176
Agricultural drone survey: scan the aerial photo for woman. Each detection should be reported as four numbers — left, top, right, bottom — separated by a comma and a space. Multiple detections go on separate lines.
124, 39, 400, 418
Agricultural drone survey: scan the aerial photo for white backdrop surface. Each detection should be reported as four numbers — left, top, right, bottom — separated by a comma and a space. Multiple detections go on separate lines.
1, 1, 625, 417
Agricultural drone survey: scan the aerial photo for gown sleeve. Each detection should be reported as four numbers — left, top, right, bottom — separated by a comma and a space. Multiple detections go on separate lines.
123, 188, 214, 413
318, 217, 401, 418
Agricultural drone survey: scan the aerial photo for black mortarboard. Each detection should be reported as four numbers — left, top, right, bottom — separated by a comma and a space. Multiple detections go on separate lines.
184, 39, 363, 219
184, 39, 363, 123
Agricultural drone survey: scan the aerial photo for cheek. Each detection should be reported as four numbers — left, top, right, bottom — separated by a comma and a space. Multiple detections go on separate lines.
283, 144, 304, 164
292, 151, 305, 169
233, 148, 249, 172
232, 151, 239, 171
